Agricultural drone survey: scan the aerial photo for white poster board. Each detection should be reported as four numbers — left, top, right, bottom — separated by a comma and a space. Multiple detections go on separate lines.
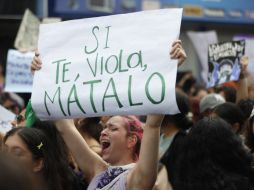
5, 49, 34, 93
32, 9, 182, 120
0, 105, 15, 134
234, 35, 254, 82
187, 30, 218, 83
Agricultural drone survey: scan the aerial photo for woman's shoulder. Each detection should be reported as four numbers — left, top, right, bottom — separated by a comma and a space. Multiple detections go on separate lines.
88, 163, 135, 190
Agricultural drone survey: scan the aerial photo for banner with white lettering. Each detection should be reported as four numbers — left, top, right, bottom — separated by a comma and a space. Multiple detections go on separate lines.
31, 9, 182, 119
207, 40, 245, 88
5, 49, 34, 93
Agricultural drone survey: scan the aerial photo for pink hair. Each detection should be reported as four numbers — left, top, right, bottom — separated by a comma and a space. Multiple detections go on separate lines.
121, 115, 143, 161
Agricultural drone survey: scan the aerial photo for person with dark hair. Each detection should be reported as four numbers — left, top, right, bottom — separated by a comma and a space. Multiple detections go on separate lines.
0, 153, 35, 190
73, 117, 104, 185
237, 98, 254, 137
217, 86, 237, 103
4, 127, 59, 190
176, 71, 196, 95
11, 108, 26, 127
245, 106, 254, 154
3, 127, 84, 190
191, 84, 207, 101
213, 102, 245, 134
160, 89, 193, 186
75, 117, 103, 155
32, 120, 87, 189
0, 92, 24, 114
237, 98, 254, 121
174, 117, 254, 190
9, 108, 88, 189
30, 110, 88, 188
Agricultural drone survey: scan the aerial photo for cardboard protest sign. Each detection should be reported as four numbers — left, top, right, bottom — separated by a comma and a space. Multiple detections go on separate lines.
42, 17, 62, 24
31, 9, 182, 120
0, 105, 15, 134
14, 9, 40, 52
187, 31, 218, 83
5, 49, 34, 93
14, 9, 61, 52
207, 40, 245, 88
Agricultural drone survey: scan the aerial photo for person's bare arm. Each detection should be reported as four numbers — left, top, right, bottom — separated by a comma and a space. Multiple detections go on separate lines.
170, 39, 187, 67
236, 56, 249, 103
55, 119, 108, 182
31, 54, 107, 181
126, 40, 186, 190
127, 114, 164, 190
31, 51, 42, 74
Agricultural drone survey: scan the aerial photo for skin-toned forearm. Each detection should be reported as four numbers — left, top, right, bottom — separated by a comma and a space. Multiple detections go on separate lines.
127, 115, 164, 190
236, 74, 248, 103
55, 119, 107, 182
170, 39, 187, 67
236, 56, 249, 103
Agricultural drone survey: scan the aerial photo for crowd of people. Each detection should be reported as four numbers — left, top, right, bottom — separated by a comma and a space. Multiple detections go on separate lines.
0, 37, 254, 190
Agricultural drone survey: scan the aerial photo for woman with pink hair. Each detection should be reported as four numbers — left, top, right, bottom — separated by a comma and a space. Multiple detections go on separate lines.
31, 40, 186, 189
